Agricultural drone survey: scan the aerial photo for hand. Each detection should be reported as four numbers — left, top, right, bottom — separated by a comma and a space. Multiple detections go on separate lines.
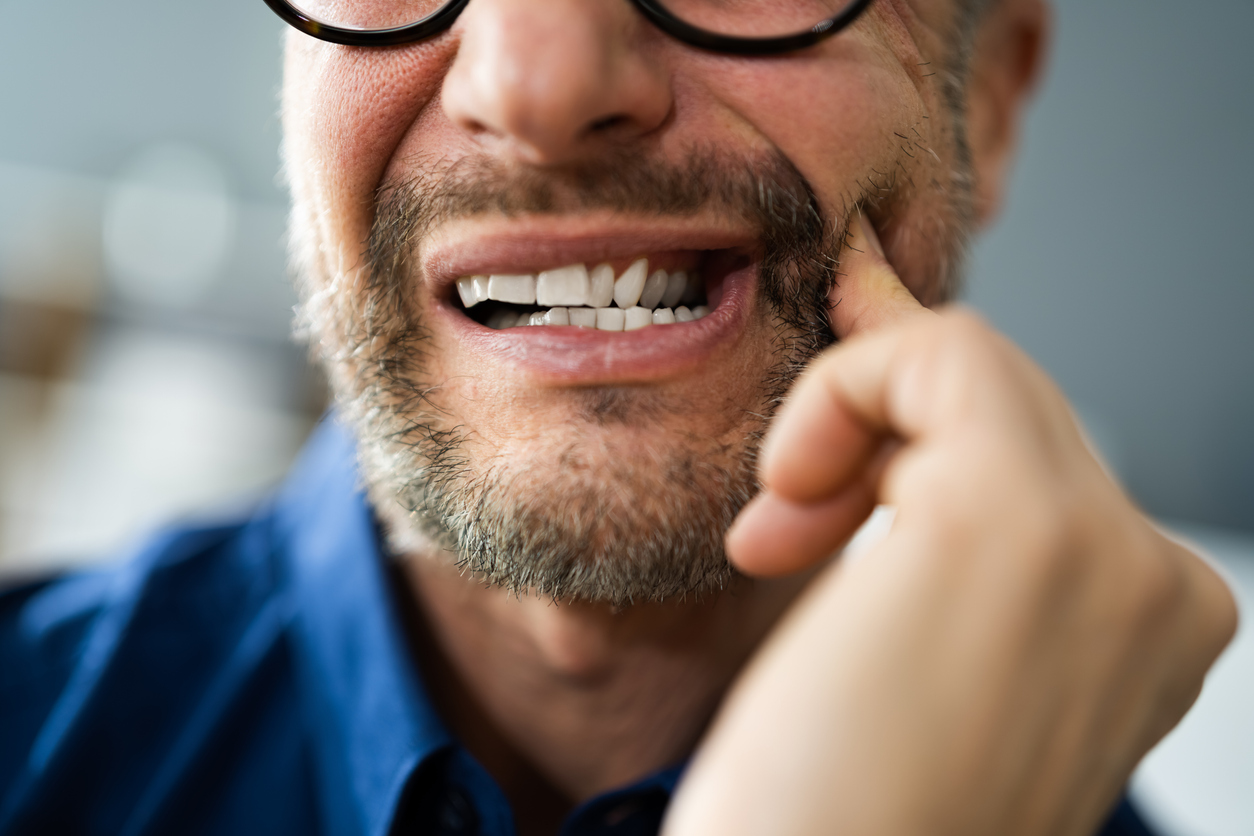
664, 213, 1238, 836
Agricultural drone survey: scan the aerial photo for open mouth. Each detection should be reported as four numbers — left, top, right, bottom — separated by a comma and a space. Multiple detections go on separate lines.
426, 220, 759, 380
454, 254, 722, 331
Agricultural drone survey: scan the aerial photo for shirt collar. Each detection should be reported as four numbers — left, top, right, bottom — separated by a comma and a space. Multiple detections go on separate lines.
272, 417, 453, 836
269, 417, 692, 836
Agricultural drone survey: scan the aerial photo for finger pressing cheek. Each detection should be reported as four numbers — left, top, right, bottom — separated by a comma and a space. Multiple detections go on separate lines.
830, 210, 930, 339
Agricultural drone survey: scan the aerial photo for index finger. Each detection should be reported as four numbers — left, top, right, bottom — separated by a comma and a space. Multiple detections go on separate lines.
749, 212, 929, 503
830, 211, 930, 339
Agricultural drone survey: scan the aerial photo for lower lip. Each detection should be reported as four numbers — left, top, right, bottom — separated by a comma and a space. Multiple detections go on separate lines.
439, 264, 758, 385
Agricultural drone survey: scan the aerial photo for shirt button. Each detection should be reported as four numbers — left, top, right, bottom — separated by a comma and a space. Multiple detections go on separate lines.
603, 801, 640, 827
435, 786, 479, 835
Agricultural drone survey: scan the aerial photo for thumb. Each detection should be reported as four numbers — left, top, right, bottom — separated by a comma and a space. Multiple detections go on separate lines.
831, 211, 929, 339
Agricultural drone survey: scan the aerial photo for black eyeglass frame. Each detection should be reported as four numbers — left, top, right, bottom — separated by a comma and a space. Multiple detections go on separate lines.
261, 0, 875, 56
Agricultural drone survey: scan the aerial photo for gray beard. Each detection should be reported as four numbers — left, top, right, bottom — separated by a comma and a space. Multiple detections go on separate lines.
293, 147, 967, 606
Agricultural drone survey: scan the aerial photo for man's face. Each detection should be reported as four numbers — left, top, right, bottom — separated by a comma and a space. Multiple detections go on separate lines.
283, 0, 977, 604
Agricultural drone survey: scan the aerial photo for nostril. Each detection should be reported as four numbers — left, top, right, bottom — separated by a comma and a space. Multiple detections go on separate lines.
590, 114, 629, 133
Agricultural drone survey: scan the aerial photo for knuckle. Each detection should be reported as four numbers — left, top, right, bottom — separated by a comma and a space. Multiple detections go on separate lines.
1210, 573, 1241, 643
1023, 493, 1075, 561
985, 465, 1086, 577
1130, 544, 1186, 626
1005, 492, 1077, 583
912, 309, 1001, 381
901, 438, 1068, 563
1177, 543, 1240, 652
1097, 519, 1191, 639
933, 308, 993, 350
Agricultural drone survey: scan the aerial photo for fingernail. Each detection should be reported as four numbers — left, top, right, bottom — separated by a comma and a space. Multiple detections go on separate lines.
857, 209, 885, 258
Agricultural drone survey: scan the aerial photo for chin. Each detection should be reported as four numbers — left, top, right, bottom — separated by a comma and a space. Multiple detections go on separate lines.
366, 398, 762, 605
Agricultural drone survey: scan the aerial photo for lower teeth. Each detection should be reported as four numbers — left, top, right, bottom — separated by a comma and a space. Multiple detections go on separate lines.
483, 304, 711, 331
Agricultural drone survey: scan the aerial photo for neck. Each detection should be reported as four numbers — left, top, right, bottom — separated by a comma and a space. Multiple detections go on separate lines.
396, 552, 809, 835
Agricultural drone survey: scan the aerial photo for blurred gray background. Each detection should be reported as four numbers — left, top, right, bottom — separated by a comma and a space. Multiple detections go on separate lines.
966, 0, 1254, 535
0, 1, 1250, 834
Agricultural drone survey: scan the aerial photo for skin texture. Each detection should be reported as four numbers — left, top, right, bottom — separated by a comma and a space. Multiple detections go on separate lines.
280, 1, 1238, 834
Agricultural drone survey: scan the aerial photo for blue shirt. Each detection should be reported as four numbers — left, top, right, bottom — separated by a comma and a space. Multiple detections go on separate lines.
0, 420, 1157, 836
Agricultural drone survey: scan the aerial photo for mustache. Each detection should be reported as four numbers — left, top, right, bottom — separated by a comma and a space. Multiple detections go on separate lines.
367, 146, 833, 273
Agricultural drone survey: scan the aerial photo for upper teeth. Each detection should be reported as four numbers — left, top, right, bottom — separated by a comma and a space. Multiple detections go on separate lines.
457, 259, 704, 322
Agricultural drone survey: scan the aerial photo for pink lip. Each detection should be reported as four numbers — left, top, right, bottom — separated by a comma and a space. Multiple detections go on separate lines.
420, 217, 762, 385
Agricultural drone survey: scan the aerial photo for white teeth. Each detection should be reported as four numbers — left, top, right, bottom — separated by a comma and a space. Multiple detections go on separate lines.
456, 276, 490, 308
469, 264, 704, 313
536, 264, 590, 307
488, 274, 536, 305
596, 307, 625, 331
473, 260, 711, 332
660, 271, 686, 308
485, 302, 707, 330
613, 259, 648, 308
456, 278, 475, 308
624, 306, 652, 331
639, 269, 668, 309
588, 264, 615, 308
456, 278, 474, 307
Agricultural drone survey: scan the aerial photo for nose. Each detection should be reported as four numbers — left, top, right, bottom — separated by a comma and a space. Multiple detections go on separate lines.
442, 0, 673, 165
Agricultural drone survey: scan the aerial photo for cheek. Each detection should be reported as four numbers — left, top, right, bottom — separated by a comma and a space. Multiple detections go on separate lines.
284, 38, 455, 270
697, 46, 926, 221
691, 26, 965, 306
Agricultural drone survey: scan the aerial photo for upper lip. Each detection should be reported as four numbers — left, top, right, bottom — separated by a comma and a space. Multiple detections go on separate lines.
420, 214, 759, 297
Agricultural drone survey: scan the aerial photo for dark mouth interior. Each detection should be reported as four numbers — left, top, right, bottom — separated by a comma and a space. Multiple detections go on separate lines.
461, 287, 709, 326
